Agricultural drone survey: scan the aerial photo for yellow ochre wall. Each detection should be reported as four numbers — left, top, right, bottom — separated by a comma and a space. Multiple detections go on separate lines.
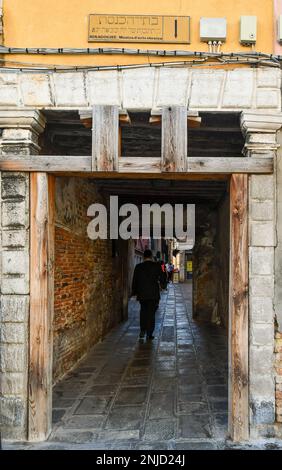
2, 0, 275, 67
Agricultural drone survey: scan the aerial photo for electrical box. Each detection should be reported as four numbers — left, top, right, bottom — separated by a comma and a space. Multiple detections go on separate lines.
240, 16, 257, 44
200, 17, 227, 42
278, 15, 282, 43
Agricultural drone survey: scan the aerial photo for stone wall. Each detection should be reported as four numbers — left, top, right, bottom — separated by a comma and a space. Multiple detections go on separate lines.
0, 172, 29, 440
0, 68, 280, 111
275, 130, 282, 426
53, 177, 125, 383
249, 175, 276, 433
275, 332, 282, 423
0, 111, 45, 441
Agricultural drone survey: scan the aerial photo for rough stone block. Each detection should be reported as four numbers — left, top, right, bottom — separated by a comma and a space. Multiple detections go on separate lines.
53, 73, 87, 107
0, 85, 18, 106
20, 73, 53, 107
250, 247, 274, 275
0, 344, 26, 372
257, 69, 281, 88
251, 200, 274, 221
250, 346, 274, 375
249, 296, 274, 323
2, 250, 29, 275
155, 68, 190, 107
0, 372, 25, 395
0, 74, 19, 85
250, 175, 274, 200
222, 70, 253, 108
87, 70, 121, 106
250, 399, 275, 425
1, 176, 27, 199
0, 323, 26, 344
250, 222, 275, 247
247, 133, 277, 145
0, 295, 29, 322
250, 323, 274, 347
2, 128, 36, 142
1, 277, 29, 295
256, 89, 280, 109
2, 230, 27, 248
250, 375, 275, 400
2, 200, 28, 228
0, 396, 26, 428
122, 68, 155, 109
190, 70, 224, 108
250, 275, 274, 297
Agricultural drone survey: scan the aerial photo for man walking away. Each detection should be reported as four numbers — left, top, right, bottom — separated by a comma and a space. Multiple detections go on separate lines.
167, 263, 174, 283
132, 249, 162, 340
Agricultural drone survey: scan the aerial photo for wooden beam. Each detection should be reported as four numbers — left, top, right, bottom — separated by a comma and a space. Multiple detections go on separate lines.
119, 157, 161, 173
0, 156, 274, 174
80, 109, 130, 128
161, 106, 188, 172
29, 173, 55, 441
0, 155, 91, 172
187, 157, 273, 173
150, 114, 201, 128
229, 174, 249, 441
92, 105, 119, 171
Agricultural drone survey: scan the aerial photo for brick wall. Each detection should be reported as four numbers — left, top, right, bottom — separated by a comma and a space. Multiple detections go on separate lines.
192, 204, 218, 323
192, 201, 229, 328
53, 177, 125, 383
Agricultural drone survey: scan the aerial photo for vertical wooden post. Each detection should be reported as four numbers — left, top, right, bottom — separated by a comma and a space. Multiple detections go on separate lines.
161, 106, 187, 172
29, 173, 55, 441
119, 126, 122, 158
229, 174, 249, 441
92, 105, 119, 171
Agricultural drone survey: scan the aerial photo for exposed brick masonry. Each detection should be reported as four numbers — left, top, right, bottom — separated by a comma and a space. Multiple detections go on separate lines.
53, 177, 124, 383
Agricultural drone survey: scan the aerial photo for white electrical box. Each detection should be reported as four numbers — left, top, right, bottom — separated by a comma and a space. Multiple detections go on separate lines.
200, 17, 227, 42
278, 15, 282, 43
240, 16, 257, 44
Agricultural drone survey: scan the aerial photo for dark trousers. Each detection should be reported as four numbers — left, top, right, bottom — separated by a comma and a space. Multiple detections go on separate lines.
140, 300, 158, 336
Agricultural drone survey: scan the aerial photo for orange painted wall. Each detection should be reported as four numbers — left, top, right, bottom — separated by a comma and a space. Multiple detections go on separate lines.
2, 0, 277, 67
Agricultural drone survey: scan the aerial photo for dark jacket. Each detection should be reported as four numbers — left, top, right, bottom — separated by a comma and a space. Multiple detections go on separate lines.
132, 260, 162, 301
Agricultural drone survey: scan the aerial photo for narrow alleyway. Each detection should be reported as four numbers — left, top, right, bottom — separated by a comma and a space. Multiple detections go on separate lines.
46, 282, 228, 449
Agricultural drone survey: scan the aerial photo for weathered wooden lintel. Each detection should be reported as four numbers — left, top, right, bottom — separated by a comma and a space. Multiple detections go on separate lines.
0, 155, 273, 174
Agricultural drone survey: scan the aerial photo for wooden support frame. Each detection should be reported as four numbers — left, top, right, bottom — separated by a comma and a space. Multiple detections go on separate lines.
161, 106, 188, 172
0, 155, 273, 174
92, 105, 119, 171
29, 173, 55, 441
229, 174, 249, 441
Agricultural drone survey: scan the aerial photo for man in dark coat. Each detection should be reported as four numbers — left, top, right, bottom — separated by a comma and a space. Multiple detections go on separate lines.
132, 249, 162, 340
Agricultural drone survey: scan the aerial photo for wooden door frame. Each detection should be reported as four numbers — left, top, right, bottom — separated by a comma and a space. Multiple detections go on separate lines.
27, 172, 249, 442
228, 174, 249, 441
29, 173, 55, 441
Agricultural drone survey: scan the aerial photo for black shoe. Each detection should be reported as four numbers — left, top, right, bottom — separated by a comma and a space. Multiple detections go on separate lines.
139, 331, 145, 339
147, 335, 155, 340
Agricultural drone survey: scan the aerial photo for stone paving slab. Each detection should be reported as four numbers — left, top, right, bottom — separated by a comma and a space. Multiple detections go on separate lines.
3, 282, 233, 450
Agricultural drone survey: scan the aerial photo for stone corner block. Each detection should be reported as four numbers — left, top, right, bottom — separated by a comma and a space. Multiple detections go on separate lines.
250, 399, 275, 425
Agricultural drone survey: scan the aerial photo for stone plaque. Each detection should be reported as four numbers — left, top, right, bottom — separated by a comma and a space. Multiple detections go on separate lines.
88, 14, 190, 44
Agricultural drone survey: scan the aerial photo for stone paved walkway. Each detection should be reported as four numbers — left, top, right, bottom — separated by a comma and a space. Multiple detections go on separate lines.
4, 282, 282, 450
6, 282, 231, 450
47, 282, 229, 450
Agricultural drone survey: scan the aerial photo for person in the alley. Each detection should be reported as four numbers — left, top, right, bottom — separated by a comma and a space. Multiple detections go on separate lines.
131, 249, 163, 340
